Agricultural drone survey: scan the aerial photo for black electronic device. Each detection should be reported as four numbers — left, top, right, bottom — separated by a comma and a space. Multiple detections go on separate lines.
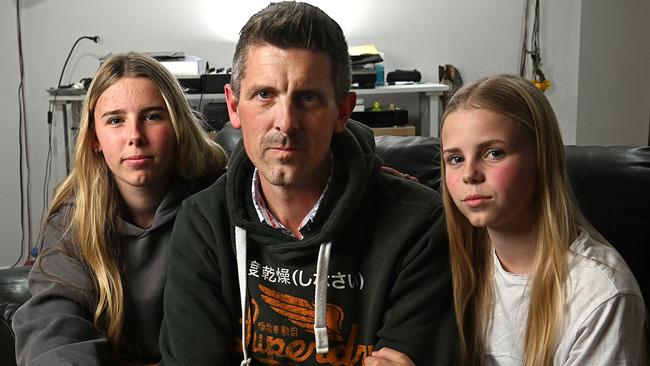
351, 110, 408, 127
351, 68, 376, 89
387, 69, 422, 84
201, 73, 231, 93
179, 73, 231, 94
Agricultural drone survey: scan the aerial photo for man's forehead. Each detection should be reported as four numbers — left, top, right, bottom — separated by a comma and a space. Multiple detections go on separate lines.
240, 45, 334, 91
244, 45, 331, 69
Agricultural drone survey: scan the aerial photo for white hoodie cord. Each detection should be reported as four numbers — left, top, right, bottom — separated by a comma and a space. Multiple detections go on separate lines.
235, 226, 251, 366
236, 225, 332, 359
314, 241, 332, 354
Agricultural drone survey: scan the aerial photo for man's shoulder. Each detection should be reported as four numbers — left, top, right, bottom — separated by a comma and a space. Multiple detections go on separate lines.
183, 172, 229, 209
373, 172, 443, 212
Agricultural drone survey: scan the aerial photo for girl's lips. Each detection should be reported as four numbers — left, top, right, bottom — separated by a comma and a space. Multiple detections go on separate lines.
462, 195, 492, 208
122, 155, 153, 167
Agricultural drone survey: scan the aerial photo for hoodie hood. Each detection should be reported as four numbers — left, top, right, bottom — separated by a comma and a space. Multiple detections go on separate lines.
120, 176, 210, 238
225, 120, 379, 261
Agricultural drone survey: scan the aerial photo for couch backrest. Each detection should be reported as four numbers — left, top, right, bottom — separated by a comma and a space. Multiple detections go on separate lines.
564, 146, 650, 306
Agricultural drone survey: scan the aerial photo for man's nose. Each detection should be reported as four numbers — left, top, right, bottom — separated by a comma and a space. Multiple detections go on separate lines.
274, 99, 299, 133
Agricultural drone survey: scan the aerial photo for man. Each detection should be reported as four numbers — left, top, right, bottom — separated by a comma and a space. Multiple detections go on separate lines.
160, 2, 455, 365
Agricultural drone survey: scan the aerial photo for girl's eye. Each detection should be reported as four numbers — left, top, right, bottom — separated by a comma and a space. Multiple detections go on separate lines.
106, 117, 122, 125
144, 113, 161, 121
446, 155, 464, 166
486, 149, 505, 159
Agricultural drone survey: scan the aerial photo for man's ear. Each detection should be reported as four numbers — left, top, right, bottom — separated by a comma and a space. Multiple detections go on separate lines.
334, 91, 357, 133
224, 84, 241, 129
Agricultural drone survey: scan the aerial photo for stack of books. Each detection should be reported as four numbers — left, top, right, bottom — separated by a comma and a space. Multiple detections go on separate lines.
353, 97, 365, 112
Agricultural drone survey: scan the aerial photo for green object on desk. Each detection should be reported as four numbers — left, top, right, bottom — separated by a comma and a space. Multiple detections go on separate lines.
371, 101, 382, 111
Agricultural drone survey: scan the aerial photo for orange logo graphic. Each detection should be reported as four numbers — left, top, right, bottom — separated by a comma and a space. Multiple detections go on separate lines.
243, 284, 374, 365
260, 283, 345, 342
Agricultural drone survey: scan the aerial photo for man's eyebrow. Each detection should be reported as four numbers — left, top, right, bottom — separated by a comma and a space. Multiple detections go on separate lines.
294, 87, 325, 97
245, 84, 275, 95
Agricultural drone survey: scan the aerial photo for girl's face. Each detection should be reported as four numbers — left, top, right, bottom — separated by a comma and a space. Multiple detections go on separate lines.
442, 108, 538, 232
93, 77, 177, 195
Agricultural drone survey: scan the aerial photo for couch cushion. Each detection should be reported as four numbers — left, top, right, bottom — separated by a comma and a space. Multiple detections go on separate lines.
375, 135, 441, 191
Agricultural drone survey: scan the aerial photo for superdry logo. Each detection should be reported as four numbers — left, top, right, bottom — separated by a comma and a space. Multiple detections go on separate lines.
242, 284, 374, 365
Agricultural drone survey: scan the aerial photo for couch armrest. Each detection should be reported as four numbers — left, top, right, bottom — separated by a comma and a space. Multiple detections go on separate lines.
1, 302, 19, 366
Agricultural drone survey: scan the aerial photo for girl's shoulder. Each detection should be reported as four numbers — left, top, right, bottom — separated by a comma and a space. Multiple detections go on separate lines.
568, 231, 643, 302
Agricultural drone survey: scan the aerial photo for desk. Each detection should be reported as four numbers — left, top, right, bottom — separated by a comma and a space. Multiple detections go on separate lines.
354, 83, 448, 137
49, 82, 448, 171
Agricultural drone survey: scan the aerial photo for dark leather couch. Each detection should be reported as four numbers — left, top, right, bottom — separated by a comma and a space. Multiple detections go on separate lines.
1, 266, 30, 365
2, 123, 648, 363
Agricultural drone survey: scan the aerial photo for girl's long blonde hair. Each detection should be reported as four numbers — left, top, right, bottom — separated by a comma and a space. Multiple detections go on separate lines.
441, 74, 599, 366
44, 52, 227, 348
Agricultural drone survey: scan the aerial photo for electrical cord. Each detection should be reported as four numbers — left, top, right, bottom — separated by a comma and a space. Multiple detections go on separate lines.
48, 35, 99, 125
30, 35, 100, 265
518, 0, 532, 77
11, 0, 30, 268
531, 0, 542, 80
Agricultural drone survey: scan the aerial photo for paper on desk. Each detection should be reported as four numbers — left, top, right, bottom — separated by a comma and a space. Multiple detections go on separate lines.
349, 44, 381, 56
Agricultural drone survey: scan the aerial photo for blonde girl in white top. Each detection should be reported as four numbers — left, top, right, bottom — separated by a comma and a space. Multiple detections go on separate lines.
440, 74, 646, 365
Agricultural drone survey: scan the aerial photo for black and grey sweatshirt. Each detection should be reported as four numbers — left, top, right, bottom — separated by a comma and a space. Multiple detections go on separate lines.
12, 176, 219, 366
160, 121, 456, 366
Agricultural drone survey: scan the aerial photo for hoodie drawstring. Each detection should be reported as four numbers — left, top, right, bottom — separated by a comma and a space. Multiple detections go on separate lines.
314, 241, 332, 354
234, 226, 333, 361
235, 226, 252, 366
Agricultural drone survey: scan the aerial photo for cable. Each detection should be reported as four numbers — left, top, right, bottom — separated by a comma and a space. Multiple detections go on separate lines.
12, 0, 29, 267
31, 34, 101, 265
518, 0, 532, 77
48, 35, 100, 125
531, 0, 546, 82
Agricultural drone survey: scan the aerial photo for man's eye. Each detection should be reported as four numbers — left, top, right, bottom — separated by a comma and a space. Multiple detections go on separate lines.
257, 90, 271, 99
302, 93, 317, 102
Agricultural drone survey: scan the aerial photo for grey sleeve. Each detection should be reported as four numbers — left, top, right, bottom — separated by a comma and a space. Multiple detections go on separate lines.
11, 214, 112, 366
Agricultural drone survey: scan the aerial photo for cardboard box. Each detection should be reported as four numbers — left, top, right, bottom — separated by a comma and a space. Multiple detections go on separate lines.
372, 125, 416, 137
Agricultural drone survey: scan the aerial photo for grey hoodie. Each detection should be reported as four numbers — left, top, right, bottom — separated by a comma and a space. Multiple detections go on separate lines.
12, 176, 219, 366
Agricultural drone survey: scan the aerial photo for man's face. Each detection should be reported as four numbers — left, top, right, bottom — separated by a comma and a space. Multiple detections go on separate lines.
225, 44, 354, 190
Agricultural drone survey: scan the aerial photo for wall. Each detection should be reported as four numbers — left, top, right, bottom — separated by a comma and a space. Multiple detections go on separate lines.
576, 0, 650, 146
1, 0, 648, 267
1, 0, 24, 267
